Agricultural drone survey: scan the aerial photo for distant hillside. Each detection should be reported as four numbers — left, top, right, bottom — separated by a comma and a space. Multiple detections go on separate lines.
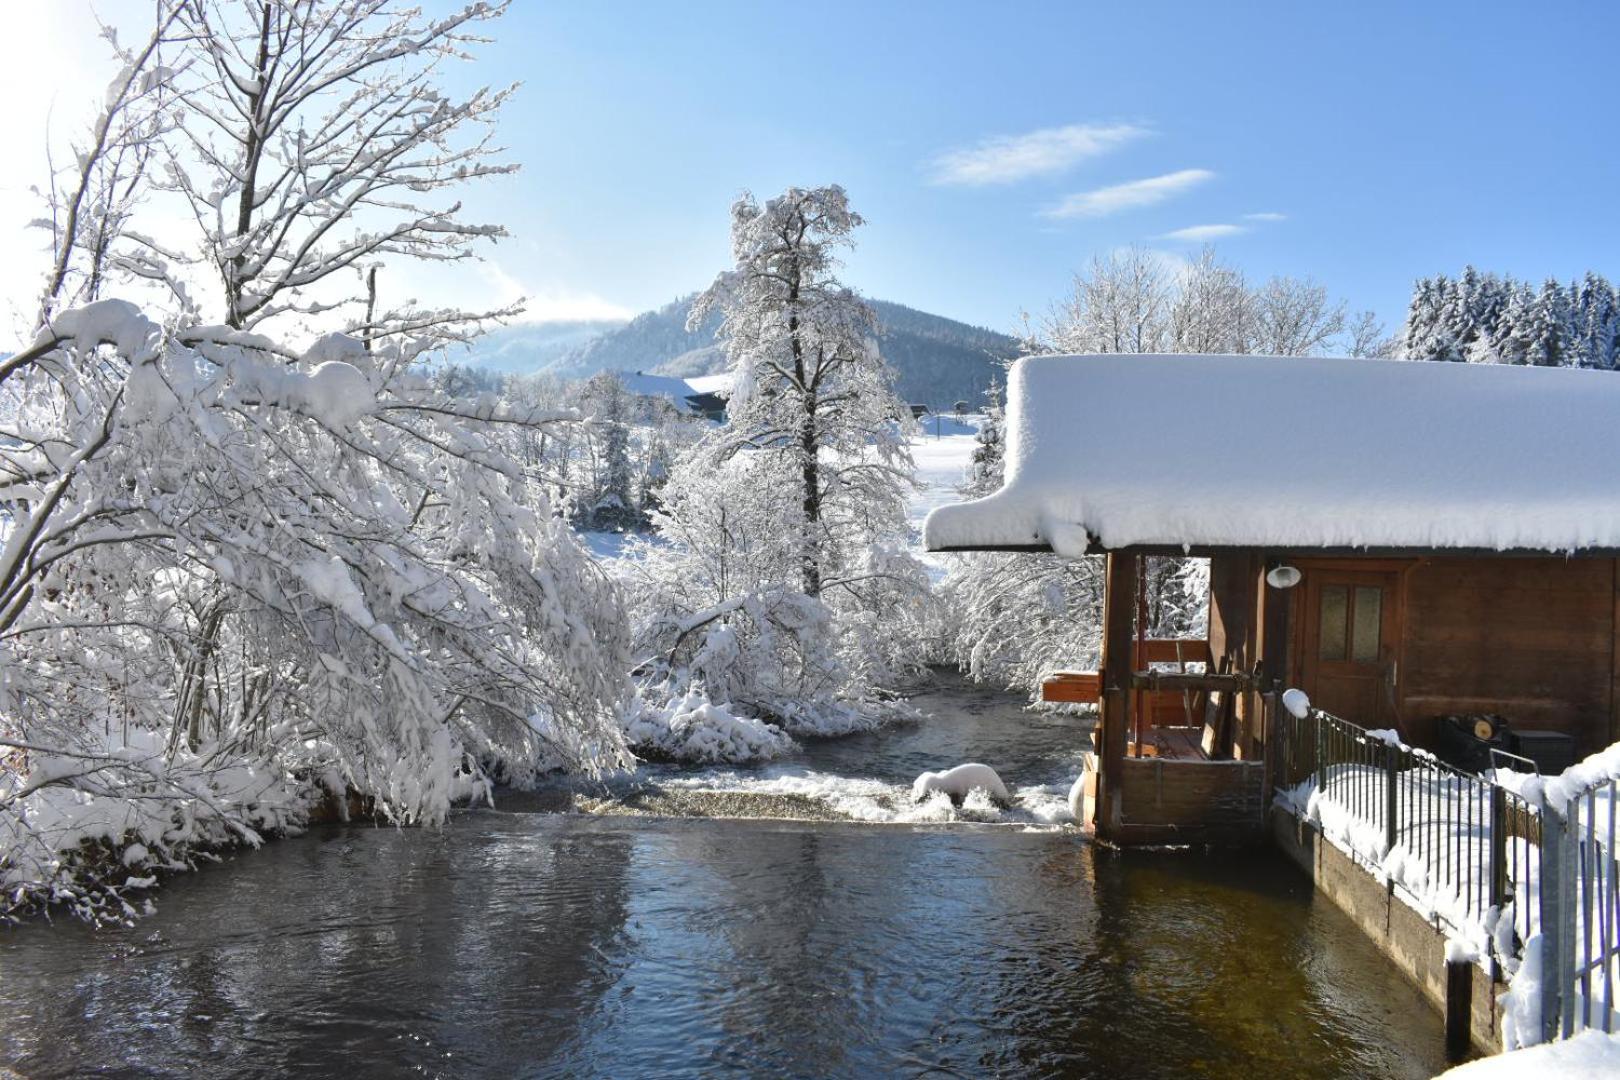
466, 318, 627, 375
487, 294, 1018, 408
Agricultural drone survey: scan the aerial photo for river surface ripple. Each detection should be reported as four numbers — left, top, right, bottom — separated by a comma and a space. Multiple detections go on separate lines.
0, 674, 1447, 1079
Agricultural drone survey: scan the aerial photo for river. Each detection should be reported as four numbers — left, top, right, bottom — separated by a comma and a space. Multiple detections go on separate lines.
0, 672, 1447, 1079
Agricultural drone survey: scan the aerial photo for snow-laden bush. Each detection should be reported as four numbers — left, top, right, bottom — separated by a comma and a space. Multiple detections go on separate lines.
0, 302, 632, 921
0, 729, 310, 925
624, 686, 796, 765
911, 763, 1010, 804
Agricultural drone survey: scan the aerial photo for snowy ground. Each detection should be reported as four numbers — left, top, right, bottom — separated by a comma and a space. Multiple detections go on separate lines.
905, 416, 981, 578
1434, 1029, 1620, 1078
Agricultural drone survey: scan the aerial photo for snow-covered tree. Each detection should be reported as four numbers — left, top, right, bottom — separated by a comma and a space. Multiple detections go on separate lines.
1033, 246, 1357, 359
1400, 270, 1618, 370
0, 3, 637, 924
1346, 310, 1397, 359
1166, 248, 1251, 354
577, 371, 640, 531
0, 301, 632, 921
127, 0, 517, 337
629, 186, 929, 735
32, 6, 182, 325
687, 186, 913, 596
1041, 248, 1172, 355
965, 376, 1006, 497
1249, 275, 1346, 356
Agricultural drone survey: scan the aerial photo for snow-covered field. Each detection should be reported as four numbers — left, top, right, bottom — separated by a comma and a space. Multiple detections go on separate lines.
905, 418, 981, 578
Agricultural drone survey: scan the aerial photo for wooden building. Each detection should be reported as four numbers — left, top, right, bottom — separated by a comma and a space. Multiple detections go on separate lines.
925, 352, 1620, 844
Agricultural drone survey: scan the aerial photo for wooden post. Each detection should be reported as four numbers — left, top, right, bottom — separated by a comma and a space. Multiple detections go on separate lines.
1445, 957, 1473, 1063
1259, 556, 1293, 761
1489, 786, 1508, 983
1098, 552, 1137, 840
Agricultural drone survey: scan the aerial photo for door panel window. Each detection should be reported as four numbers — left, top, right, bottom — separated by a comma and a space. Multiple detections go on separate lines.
1319, 585, 1348, 661
1351, 586, 1382, 663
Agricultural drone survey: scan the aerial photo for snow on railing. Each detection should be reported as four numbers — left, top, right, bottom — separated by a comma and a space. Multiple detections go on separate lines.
1275, 703, 1536, 956
1545, 774, 1620, 1043
1273, 700, 1620, 1047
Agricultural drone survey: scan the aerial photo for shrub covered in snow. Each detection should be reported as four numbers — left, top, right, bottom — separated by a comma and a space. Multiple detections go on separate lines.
624, 687, 796, 765
0, 730, 310, 925
0, 301, 633, 921
912, 763, 1011, 805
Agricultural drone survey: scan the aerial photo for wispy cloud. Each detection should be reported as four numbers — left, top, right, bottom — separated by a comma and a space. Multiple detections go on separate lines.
928, 122, 1149, 186
1243, 211, 1287, 222
1160, 223, 1247, 242
1041, 168, 1215, 219
477, 263, 635, 323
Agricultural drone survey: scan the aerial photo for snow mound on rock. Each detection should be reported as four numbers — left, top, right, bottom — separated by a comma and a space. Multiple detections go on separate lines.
911, 762, 1010, 804
625, 686, 797, 765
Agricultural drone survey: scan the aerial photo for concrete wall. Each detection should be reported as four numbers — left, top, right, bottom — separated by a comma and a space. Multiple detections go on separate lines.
1270, 806, 1503, 1056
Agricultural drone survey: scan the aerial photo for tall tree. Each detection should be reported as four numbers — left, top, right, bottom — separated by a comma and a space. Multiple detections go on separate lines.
688, 186, 911, 597
131, 0, 516, 335
630, 186, 929, 734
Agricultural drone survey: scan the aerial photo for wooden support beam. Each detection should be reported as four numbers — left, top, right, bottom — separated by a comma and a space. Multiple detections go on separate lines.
1042, 671, 1102, 704
1129, 671, 1252, 694
1258, 556, 1293, 760
1611, 557, 1620, 745
1098, 552, 1137, 838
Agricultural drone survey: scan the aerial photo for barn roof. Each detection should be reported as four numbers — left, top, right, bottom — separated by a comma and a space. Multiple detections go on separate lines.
923, 352, 1620, 556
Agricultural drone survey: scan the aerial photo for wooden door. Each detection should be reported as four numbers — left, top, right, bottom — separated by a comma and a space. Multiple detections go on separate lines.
1299, 570, 1402, 730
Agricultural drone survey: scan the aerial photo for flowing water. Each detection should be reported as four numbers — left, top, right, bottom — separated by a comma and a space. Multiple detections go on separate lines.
0, 672, 1448, 1079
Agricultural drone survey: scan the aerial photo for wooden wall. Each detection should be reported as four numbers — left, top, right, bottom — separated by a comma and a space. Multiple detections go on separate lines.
1274, 556, 1620, 757
1396, 557, 1617, 754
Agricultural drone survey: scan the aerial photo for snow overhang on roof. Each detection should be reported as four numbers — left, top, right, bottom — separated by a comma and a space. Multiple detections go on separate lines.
923, 352, 1620, 557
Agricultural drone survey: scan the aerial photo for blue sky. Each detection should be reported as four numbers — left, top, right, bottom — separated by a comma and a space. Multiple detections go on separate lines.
7, 1, 1619, 336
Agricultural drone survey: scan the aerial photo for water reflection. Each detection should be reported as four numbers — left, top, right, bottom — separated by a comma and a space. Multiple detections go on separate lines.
0, 672, 1448, 1078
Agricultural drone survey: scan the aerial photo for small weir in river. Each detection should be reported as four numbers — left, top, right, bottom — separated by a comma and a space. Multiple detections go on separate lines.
0, 672, 1446, 1078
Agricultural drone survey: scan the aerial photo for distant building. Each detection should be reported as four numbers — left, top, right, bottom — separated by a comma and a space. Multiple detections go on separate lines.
619, 371, 730, 421
908, 403, 931, 419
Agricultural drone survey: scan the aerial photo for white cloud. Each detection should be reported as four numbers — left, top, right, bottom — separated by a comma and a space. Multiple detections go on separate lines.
1041, 169, 1215, 219
1160, 223, 1247, 242
518, 289, 635, 323
928, 122, 1148, 186
1244, 211, 1287, 222
472, 262, 633, 323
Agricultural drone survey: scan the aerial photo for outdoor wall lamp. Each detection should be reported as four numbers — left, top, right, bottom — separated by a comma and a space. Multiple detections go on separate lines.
1265, 564, 1302, 589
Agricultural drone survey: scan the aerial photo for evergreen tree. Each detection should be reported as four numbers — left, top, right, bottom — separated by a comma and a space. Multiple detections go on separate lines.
1403, 269, 1620, 370
579, 372, 640, 531
965, 377, 1006, 498
1524, 279, 1575, 367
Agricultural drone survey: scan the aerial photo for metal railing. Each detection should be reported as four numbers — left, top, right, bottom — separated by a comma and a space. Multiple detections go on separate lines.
1546, 775, 1620, 1038
1275, 704, 1537, 944
1276, 702, 1620, 1043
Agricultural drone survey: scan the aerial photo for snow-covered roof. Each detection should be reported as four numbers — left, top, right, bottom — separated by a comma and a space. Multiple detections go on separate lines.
619, 372, 703, 405
683, 373, 733, 397
924, 352, 1620, 556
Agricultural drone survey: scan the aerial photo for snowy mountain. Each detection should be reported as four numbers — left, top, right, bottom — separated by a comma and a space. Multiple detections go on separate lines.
469, 295, 1019, 409
463, 318, 628, 375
